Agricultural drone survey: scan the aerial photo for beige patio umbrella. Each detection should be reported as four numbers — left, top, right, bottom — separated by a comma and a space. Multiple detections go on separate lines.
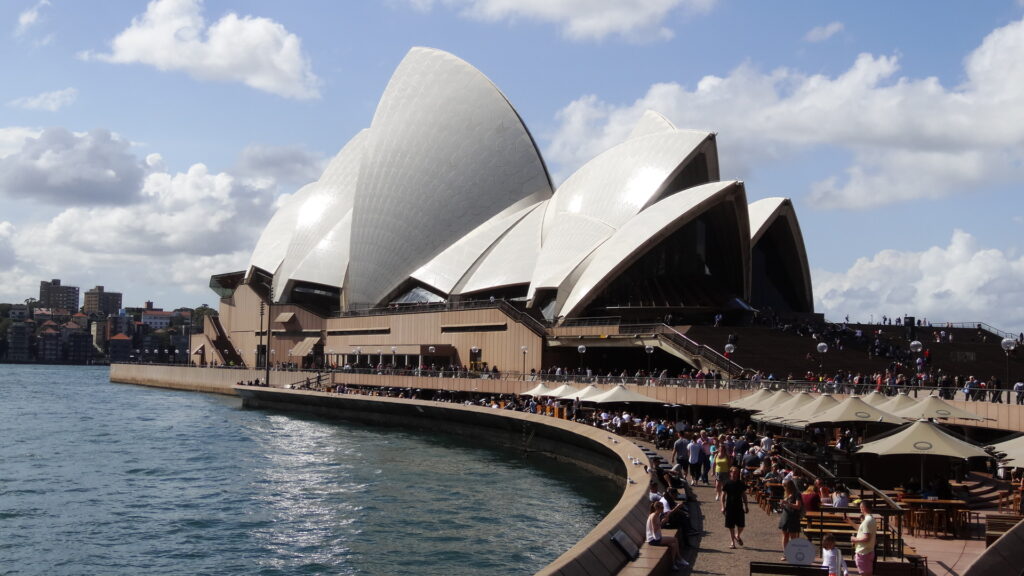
990, 435, 1024, 466
858, 419, 992, 485
803, 396, 906, 426
878, 392, 920, 415
725, 388, 773, 410
590, 384, 663, 405
753, 391, 816, 423
558, 384, 605, 401
753, 390, 794, 413
520, 382, 554, 397
891, 394, 987, 421
861, 390, 890, 407
778, 393, 841, 429
545, 383, 580, 398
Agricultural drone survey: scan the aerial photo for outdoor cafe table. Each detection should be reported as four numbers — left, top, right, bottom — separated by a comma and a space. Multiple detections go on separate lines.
899, 498, 968, 536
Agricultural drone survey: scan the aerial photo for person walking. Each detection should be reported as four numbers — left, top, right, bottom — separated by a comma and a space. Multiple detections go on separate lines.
712, 442, 731, 502
721, 466, 749, 549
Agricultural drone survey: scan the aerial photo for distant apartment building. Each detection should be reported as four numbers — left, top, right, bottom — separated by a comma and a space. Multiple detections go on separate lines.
107, 333, 134, 363
84, 286, 122, 316
141, 310, 173, 330
33, 308, 71, 324
37, 329, 62, 362
39, 279, 79, 311
8, 304, 28, 320
65, 332, 92, 364
6, 321, 33, 361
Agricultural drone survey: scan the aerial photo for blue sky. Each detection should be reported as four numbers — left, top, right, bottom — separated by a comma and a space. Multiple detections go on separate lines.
1, 0, 1023, 333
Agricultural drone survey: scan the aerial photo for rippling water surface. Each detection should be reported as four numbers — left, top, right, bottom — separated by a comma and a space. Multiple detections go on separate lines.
0, 365, 618, 575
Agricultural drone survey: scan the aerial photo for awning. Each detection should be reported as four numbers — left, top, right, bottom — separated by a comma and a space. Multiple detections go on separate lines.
191, 344, 205, 355
288, 336, 322, 357
275, 312, 295, 323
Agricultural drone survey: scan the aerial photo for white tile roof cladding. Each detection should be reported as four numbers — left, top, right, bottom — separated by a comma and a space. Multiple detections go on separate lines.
556, 181, 748, 318
272, 130, 367, 300
243, 48, 811, 322
528, 129, 714, 299
346, 47, 553, 306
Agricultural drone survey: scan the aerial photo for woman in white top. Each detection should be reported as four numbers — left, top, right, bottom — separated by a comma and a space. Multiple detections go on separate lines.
646, 501, 688, 570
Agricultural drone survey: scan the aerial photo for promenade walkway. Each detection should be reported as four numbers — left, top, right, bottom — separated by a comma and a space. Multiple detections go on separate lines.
641, 440, 986, 576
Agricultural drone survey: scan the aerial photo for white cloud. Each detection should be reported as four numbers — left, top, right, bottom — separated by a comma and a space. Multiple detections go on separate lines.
15, 0, 50, 37
235, 144, 326, 192
411, 0, 716, 41
0, 127, 145, 205
814, 230, 1024, 331
545, 17, 1024, 209
805, 21, 844, 43
82, 0, 320, 100
0, 123, 304, 306
0, 127, 42, 158
7, 88, 78, 112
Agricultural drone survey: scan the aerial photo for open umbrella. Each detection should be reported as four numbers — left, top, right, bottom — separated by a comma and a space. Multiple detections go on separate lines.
753, 391, 816, 424
858, 419, 991, 486
890, 394, 987, 421
860, 391, 890, 407
803, 396, 906, 426
545, 383, 580, 398
877, 392, 919, 415
754, 390, 794, 413
590, 384, 662, 405
520, 382, 554, 397
989, 435, 1024, 466
779, 393, 841, 429
725, 388, 773, 410
559, 384, 605, 401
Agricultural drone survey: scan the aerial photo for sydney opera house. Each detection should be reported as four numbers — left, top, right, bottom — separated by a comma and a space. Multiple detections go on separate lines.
200, 48, 814, 376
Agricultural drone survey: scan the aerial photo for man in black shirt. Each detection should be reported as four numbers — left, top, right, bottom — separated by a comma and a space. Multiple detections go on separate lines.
721, 466, 749, 549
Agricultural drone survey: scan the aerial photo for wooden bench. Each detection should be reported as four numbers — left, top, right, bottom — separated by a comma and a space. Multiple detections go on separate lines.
984, 513, 1023, 546
749, 561, 826, 575
617, 529, 678, 576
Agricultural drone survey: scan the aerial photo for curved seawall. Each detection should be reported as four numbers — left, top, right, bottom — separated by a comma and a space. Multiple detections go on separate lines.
111, 365, 651, 576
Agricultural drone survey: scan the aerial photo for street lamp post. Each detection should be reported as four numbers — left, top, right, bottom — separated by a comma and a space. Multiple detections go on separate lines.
521, 345, 527, 380
724, 343, 735, 388
909, 340, 923, 397
258, 301, 265, 371
577, 345, 586, 380
1002, 337, 1017, 405
816, 342, 828, 383
645, 345, 654, 380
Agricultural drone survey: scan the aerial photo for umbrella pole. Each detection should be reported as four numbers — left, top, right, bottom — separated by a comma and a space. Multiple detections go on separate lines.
920, 455, 925, 493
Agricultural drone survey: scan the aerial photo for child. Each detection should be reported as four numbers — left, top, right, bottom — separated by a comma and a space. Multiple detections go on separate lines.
821, 533, 848, 576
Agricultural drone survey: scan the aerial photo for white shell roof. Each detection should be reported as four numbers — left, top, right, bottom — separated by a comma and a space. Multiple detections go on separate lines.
627, 110, 677, 140
556, 181, 748, 318
248, 181, 315, 275
748, 197, 789, 244
747, 196, 813, 311
243, 47, 813, 321
456, 201, 546, 295
346, 47, 553, 307
412, 202, 537, 295
273, 130, 366, 301
529, 130, 714, 298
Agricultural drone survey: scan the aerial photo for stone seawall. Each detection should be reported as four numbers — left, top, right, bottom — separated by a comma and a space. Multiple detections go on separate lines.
110, 364, 651, 576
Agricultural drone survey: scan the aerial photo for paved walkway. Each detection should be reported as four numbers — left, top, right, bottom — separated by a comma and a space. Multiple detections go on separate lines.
642, 439, 987, 575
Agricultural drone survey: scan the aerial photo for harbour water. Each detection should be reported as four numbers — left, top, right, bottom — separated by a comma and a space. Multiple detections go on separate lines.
0, 365, 618, 575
